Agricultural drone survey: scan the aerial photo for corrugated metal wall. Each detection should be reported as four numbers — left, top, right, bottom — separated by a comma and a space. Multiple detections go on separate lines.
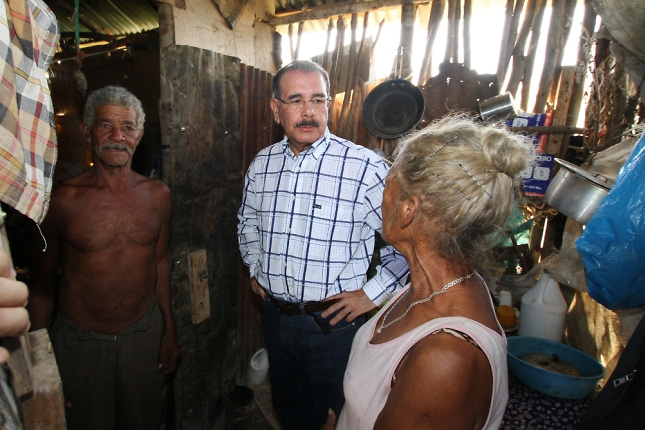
236, 64, 284, 384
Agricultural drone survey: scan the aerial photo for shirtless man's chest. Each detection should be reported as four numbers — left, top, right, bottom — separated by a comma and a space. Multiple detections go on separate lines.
61, 184, 162, 252
49, 177, 167, 331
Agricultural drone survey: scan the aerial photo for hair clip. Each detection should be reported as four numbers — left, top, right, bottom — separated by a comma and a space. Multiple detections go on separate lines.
459, 163, 491, 197
431, 136, 458, 158
429, 171, 470, 201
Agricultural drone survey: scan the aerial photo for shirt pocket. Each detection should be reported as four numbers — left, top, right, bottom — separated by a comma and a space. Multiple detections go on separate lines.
307, 197, 356, 260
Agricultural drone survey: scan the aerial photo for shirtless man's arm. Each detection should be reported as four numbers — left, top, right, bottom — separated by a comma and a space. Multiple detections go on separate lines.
154, 181, 179, 375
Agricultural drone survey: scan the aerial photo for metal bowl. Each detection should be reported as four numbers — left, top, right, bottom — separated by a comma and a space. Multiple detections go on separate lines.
507, 336, 604, 399
545, 158, 614, 224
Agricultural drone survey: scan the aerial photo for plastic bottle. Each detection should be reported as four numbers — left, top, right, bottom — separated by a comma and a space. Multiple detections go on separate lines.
518, 272, 567, 342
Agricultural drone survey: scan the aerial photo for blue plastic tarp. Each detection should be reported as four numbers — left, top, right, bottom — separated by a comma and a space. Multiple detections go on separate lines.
576, 132, 645, 310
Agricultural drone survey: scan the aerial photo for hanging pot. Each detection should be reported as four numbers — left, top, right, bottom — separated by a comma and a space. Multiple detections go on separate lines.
362, 79, 425, 139
545, 158, 614, 224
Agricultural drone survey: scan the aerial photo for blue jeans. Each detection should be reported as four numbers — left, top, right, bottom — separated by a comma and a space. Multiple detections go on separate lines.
262, 299, 364, 430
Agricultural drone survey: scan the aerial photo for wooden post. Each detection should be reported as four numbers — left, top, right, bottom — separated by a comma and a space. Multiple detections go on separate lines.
418, 0, 446, 87
546, 66, 577, 157
497, 0, 526, 87
322, 18, 334, 71
338, 12, 358, 135
496, 0, 516, 87
533, 0, 567, 113
399, 3, 416, 79
568, 0, 597, 130
463, 0, 472, 69
343, 12, 370, 140
444, 0, 460, 64
519, 0, 547, 111
546, 0, 578, 107
505, 0, 538, 96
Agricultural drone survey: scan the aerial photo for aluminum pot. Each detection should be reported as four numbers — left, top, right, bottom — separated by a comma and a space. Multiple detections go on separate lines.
545, 158, 614, 224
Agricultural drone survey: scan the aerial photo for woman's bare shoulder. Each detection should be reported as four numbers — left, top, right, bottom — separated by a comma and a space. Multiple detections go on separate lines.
375, 330, 493, 429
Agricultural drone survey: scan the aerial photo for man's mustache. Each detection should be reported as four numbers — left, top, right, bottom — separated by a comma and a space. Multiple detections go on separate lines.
295, 120, 319, 128
99, 142, 132, 153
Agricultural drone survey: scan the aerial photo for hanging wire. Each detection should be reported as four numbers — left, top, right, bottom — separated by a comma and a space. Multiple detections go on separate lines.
74, 0, 80, 53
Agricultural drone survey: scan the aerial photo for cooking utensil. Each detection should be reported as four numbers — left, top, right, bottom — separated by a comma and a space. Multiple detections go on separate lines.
478, 92, 518, 121
545, 158, 614, 224
362, 79, 425, 139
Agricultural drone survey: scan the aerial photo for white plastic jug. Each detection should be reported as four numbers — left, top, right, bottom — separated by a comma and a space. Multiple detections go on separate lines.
246, 348, 269, 386
518, 272, 567, 342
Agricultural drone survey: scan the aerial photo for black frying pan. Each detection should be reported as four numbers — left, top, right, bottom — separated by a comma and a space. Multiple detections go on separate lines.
362, 79, 425, 139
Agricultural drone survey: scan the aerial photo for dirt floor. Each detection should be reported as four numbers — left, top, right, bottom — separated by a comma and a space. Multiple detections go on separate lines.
215, 380, 281, 430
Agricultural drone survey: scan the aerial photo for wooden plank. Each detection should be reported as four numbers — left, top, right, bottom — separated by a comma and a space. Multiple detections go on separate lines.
509, 125, 585, 134
545, 66, 576, 157
5, 336, 32, 399
21, 329, 66, 430
188, 249, 210, 325
268, 0, 428, 26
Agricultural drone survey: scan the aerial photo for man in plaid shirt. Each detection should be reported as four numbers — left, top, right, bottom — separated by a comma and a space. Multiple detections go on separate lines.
238, 60, 409, 430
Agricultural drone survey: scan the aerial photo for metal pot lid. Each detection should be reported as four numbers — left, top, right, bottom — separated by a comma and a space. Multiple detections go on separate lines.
554, 158, 614, 191
362, 79, 425, 139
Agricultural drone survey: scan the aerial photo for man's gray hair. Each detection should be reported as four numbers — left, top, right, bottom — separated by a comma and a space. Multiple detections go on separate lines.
83, 85, 145, 132
272, 60, 330, 99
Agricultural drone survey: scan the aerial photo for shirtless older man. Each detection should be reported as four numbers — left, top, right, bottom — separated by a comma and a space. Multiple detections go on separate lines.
28, 85, 179, 430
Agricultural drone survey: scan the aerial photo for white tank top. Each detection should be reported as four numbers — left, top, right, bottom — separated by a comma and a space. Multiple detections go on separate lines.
337, 284, 508, 430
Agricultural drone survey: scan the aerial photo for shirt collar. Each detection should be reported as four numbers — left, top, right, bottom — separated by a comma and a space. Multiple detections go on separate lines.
281, 128, 330, 160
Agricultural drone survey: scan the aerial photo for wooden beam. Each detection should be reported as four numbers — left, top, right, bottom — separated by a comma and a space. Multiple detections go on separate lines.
267, 0, 429, 27
546, 66, 576, 157
509, 125, 586, 135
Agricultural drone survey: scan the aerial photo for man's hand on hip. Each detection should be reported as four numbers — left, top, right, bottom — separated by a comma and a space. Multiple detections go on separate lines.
250, 277, 266, 300
321, 289, 375, 326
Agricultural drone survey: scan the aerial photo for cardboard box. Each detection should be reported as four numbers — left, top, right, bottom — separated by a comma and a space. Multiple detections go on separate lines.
520, 153, 556, 196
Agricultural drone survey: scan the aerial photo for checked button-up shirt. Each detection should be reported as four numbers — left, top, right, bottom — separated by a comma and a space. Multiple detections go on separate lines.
238, 129, 409, 306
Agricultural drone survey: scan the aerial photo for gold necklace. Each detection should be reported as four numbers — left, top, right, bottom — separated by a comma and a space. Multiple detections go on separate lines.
377, 272, 475, 334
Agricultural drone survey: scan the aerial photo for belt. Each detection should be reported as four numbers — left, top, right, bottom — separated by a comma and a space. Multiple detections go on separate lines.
268, 295, 339, 316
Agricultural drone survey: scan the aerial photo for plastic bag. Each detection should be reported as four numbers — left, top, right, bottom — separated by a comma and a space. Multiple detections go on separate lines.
576, 131, 645, 310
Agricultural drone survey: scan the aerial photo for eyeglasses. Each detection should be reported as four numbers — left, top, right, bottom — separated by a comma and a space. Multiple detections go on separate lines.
276, 97, 331, 110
